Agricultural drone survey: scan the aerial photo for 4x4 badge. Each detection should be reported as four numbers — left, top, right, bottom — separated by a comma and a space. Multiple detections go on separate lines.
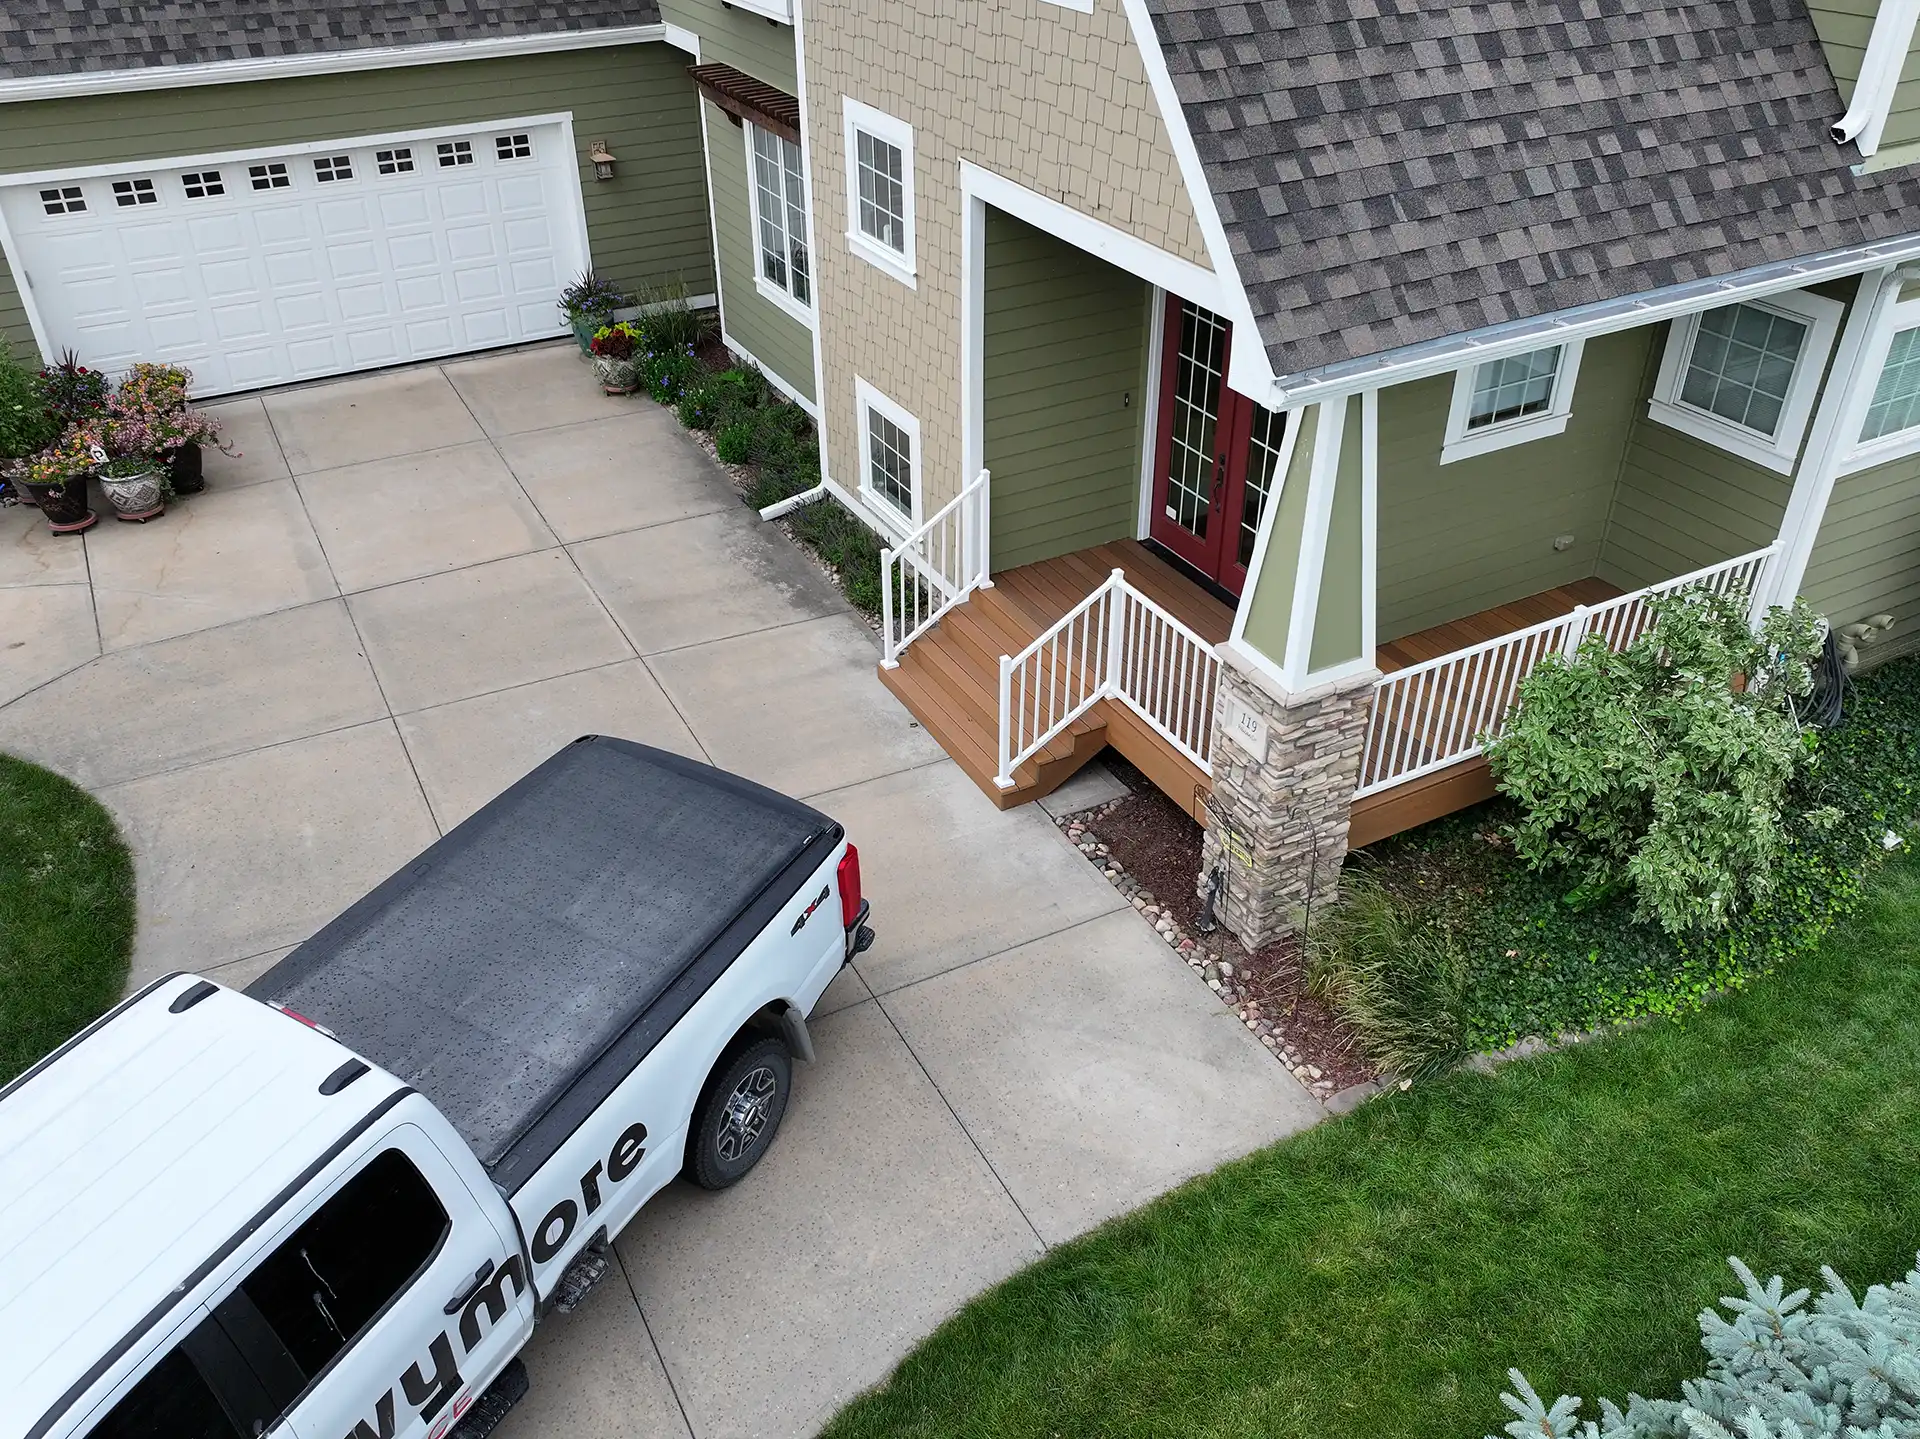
790, 884, 831, 935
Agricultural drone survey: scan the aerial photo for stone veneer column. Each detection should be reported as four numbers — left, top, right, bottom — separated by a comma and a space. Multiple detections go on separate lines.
1199, 657, 1377, 951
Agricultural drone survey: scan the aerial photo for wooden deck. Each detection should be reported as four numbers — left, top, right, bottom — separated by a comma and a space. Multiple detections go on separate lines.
877, 539, 1232, 818
1348, 577, 1624, 847
881, 542, 1619, 845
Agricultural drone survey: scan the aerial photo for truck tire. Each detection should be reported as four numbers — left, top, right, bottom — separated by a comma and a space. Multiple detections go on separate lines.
687, 1037, 792, 1190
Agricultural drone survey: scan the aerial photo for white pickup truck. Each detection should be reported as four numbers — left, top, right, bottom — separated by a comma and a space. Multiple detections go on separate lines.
0, 736, 873, 1439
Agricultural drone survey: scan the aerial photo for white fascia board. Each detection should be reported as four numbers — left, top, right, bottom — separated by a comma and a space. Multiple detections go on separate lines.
1268, 229, 1920, 410
1116, 0, 1278, 405
957, 161, 1227, 315
0, 26, 675, 104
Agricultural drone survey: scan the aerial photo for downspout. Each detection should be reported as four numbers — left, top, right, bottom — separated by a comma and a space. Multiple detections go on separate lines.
1832, 0, 1920, 156
758, 484, 826, 520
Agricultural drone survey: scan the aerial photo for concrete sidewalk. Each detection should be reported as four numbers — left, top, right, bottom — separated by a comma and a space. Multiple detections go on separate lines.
0, 343, 1322, 1437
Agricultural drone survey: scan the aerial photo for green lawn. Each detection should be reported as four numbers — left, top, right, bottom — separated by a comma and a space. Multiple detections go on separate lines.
823, 853, 1920, 1439
0, 754, 136, 1082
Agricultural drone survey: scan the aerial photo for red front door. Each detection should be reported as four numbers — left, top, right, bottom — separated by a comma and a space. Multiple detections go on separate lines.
1148, 295, 1290, 596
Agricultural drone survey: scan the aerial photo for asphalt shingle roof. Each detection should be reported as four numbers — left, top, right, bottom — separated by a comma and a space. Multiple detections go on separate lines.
1148, 0, 1920, 384
0, 1, 662, 78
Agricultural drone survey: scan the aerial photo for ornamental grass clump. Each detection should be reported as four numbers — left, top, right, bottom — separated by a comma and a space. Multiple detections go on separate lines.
1485, 586, 1825, 938
1492, 1255, 1920, 1438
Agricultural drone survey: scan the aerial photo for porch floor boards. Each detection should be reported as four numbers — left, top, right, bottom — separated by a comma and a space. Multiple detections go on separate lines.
877, 540, 1226, 816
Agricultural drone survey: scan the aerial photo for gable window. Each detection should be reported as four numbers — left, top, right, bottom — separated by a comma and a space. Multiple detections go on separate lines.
856, 377, 919, 525
39, 185, 85, 215
1838, 293, 1920, 475
1647, 292, 1843, 473
748, 122, 812, 317
1440, 340, 1585, 464
842, 98, 915, 287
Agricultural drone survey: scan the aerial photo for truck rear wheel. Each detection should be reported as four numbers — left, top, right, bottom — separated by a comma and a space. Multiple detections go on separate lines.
687, 1037, 792, 1190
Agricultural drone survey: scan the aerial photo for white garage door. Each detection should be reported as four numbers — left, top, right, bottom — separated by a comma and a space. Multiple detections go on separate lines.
0, 122, 586, 396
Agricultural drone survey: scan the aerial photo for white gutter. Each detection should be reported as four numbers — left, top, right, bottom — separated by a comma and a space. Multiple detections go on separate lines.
1832, 0, 1920, 156
0, 24, 694, 104
1266, 229, 1920, 410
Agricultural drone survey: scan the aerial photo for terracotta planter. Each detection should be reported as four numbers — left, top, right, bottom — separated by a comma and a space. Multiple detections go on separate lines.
21, 479, 95, 534
167, 442, 206, 495
592, 354, 639, 394
101, 467, 166, 522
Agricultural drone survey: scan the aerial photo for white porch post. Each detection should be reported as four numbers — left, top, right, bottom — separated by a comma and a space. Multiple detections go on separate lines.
1765, 263, 1900, 609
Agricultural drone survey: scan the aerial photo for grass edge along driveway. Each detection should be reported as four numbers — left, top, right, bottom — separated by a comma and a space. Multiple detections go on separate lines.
1, 753, 136, 1083
823, 853, 1920, 1439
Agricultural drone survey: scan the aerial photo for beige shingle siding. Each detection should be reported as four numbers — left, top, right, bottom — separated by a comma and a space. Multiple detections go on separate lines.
663, 0, 798, 92
0, 46, 713, 367
805, 0, 1211, 517
704, 98, 815, 401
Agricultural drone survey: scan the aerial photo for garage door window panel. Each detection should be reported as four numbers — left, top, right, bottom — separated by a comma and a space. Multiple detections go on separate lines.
40, 186, 85, 215
112, 178, 158, 208
437, 141, 474, 168
495, 134, 533, 160
376, 148, 415, 175
314, 155, 353, 183
182, 171, 225, 198
249, 163, 290, 191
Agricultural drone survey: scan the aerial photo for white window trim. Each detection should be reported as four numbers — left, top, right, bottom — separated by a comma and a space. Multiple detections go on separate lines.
854, 376, 921, 532
1646, 290, 1844, 475
841, 97, 916, 289
1836, 291, 1920, 476
726, 0, 792, 19
742, 120, 814, 327
1439, 339, 1585, 465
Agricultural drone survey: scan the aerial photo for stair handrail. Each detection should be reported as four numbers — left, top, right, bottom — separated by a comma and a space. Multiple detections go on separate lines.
880, 469, 990, 668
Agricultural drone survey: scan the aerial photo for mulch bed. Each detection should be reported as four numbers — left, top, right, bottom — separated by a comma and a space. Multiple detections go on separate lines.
1076, 754, 1378, 1095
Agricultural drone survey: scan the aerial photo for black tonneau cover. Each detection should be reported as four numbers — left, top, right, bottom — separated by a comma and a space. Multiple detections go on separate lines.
251, 737, 837, 1187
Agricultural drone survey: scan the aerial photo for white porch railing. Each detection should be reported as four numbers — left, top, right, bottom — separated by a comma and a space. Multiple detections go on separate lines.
880, 470, 990, 668
996, 569, 1220, 788
1353, 542, 1781, 798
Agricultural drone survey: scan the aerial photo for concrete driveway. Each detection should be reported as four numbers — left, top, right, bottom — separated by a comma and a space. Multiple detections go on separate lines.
0, 344, 1320, 1437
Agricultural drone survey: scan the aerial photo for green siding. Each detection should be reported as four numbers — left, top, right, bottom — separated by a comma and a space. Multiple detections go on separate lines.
1882, 27, 1920, 148
1309, 395, 1366, 672
0, 265, 30, 362
1375, 327, 1652, 641
1807, 0, 1873, 103
662, 0, 797, 91
0, 47, 713, 365
1802, 453, 1920, 664
982, 208, 1149, 572
1240, 406, 1318, 668
704, 99, 814, 402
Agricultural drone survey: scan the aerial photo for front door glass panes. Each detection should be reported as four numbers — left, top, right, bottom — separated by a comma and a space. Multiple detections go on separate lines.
237, 1149, 447, 1384
1239, 405, 1287, 568
1467, 346, 1560, 429
1165, 302, 1228, 538
854, 130, 905, 253
751, 125, 811, 305
867, 407, 913, 517
1862, 326, 1920, 442
1679, 303, 1807, 437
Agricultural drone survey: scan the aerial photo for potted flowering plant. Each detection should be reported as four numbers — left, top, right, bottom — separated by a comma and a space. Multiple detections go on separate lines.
20, 426, 99, 534
588, 321, 643, 394
109, 363, 233, 495
96, 416, 166, 522
38, 352, 109, 426
559, 272, 630, 353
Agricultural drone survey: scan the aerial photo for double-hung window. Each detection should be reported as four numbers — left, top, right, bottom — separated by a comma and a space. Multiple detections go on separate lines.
748, 122, 812, 316
1647, 292, 1843, 473
1440, 340, 1584, 463
855, 377, 919, 526
1838, 292, 1920, 475
842, 98, 915, 287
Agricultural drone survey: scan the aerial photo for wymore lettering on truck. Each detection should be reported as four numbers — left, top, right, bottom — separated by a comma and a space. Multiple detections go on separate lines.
0, 737, 874, 1439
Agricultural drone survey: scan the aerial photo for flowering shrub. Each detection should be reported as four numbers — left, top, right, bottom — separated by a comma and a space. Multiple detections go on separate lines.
107, 363, 234, 459
23, 426, 100, 488
39, 354, 108, 425
115, 362, 190, 414
589, 321, 642, 361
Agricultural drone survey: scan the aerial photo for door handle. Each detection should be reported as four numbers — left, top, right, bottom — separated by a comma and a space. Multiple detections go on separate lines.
444, 1258, 495, 1315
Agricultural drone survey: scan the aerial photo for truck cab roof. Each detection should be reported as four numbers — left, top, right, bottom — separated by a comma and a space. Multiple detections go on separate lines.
250, 737, 840, 1192
0, 974, 405, 1439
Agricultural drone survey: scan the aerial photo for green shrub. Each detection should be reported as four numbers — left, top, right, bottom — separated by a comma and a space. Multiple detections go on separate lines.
1306, 874, 1470, 1079
642, 350, 701, 405
715, 421, 754, 464
631, 277, 716, 354
0, 345, 58, 460
677, 384, 721, 431
1485, 586, 1824, 937
1492, 1255, 1920, 1438
787, 497, 884, 614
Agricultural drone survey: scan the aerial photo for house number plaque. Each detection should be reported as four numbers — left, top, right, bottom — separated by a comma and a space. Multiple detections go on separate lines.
1220, 692, 1269, 763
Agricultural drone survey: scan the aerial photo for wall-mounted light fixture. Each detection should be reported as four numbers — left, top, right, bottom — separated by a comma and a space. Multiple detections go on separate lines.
588, 140, 617, 181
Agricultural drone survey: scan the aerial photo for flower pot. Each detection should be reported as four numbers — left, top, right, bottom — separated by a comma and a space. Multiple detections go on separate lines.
101, 468, 166, 522
22, 480, 95, 534
0, 460, 29, 507
572, 316, 599, 355
167, 442, 206, 495
592, 354, 639, 394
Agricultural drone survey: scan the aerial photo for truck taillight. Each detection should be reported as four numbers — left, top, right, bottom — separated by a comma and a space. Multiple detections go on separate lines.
837, 844, 861, 929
